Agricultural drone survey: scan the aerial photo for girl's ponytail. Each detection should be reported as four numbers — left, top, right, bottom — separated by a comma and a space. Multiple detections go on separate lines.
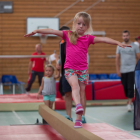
69, 31, 78, 45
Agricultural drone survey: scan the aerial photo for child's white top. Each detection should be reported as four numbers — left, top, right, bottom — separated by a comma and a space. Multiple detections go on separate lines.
134, 41, 139, 47
62, 30, 95, 70
42, 76, 56, 95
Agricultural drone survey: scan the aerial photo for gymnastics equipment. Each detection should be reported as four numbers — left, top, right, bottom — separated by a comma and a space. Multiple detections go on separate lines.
38, 33, 48, 44
0, 54, 56, 65
39, 104, 103, 140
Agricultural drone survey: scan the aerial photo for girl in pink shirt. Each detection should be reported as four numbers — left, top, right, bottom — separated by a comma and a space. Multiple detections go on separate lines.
24, 12, 130, 128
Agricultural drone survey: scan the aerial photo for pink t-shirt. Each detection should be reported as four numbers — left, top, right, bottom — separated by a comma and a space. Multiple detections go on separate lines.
62, 30, 95, 70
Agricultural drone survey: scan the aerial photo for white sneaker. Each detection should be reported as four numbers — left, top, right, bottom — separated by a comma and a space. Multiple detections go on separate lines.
127, 104, 132, 112
131, 103, 134, 111
26, 91, 30, 95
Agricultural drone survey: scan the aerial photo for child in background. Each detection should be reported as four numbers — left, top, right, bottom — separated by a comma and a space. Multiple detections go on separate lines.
134, 36, 140, 47
37, 64, 60, 109
25, 11, 130, 128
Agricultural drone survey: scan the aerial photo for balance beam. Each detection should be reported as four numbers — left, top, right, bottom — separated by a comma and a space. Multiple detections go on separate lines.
39, 105, 103, 140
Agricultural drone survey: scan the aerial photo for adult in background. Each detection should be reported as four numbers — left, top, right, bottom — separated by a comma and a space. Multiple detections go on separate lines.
116, 30, 140, 112
134, 36, 140, 47
26, 44, 46, 94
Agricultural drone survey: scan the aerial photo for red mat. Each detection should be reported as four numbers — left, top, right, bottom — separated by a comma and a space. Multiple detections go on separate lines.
0, 93, 43, 103
83, 123, 139, 140
0, 93, 66, 110
0, 123, 139, 140
0, 125, 64, 140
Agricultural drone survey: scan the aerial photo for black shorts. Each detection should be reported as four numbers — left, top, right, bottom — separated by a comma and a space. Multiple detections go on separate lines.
59, 77, 65, 96
59, 72, 71, 97
121, 72, 134, 98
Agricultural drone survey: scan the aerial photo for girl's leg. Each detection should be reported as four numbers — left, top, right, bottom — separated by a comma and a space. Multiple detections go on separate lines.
67, 75, 83, 124
44, 100, 49, 106
77, 69, 88, 116
75, 81, 86, 122
78, 81, 87, 123
78, 81, 86, 115
67, 75, 80, 105
49, 101, 54, 109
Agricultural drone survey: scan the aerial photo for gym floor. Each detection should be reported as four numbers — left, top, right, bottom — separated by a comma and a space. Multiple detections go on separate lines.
0, 105, 140, 138
1, 89, 140, 138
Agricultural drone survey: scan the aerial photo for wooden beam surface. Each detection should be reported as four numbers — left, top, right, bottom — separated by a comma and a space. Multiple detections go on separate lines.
39, 104, 103, 140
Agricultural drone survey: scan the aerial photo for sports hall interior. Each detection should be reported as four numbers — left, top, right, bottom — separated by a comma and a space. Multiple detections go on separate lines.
0, 0, 140, 140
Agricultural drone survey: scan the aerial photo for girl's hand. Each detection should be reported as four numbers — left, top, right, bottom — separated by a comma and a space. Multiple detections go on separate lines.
118, 42, 131, 48
56, 64, 61, 71
37, 94, 39, 99
24, 31, 37, 37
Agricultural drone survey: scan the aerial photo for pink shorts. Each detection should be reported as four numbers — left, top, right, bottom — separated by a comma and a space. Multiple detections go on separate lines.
65, 69, 89, 85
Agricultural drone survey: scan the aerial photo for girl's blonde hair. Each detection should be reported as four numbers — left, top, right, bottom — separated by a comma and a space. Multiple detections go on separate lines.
45, 64, 55, 71
69, 12, 93, 44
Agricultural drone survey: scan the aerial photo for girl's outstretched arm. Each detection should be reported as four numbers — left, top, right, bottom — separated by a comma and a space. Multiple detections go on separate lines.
93, 37, 131, 48
24, 29, 63, 38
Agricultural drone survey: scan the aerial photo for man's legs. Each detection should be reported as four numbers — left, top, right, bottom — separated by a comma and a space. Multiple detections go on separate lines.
121, 73, 130, 111
62, 71, 73, 121
58, 77, 65, 100
121, 72, 134, 111
26, 71, 36, 92
38, 72, 44, 86
127, 72, 134, 111
121, 73, 128, 98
